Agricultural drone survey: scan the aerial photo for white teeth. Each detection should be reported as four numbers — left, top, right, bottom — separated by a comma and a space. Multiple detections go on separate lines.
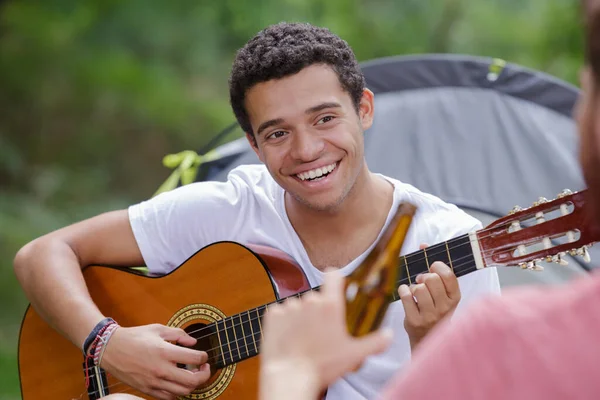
297, 162, 337, 181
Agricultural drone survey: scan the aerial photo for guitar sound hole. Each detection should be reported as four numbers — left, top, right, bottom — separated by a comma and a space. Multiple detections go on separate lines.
177, 322, 220, 376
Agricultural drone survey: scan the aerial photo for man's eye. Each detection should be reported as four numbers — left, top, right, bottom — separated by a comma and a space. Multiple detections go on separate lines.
269, 131, 286, 139
317, 116, 334, 124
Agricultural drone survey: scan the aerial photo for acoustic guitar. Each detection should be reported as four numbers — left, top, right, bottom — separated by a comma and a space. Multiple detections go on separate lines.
17, 189, 600, 399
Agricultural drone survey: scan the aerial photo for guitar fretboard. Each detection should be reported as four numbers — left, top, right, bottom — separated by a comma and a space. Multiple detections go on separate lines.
208, 233, 478, 369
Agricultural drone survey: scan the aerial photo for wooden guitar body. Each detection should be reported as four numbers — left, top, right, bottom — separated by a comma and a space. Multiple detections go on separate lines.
18, 242, 311, 400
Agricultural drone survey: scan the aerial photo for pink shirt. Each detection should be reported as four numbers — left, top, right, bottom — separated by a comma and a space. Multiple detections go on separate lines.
380, 271, 600, 400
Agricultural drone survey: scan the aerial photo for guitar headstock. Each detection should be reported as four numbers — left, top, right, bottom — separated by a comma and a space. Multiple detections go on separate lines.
478, 189, 600, 270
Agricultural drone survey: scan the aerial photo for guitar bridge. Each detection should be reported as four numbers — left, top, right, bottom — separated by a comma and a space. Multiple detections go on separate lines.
83, 357, 109, 400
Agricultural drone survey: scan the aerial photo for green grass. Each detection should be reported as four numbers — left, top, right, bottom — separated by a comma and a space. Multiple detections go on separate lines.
0, 322, 22, 400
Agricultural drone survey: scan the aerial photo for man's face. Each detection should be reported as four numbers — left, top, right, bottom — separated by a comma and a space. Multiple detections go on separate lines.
575, 66, 600, 217
244, 64, 374, 212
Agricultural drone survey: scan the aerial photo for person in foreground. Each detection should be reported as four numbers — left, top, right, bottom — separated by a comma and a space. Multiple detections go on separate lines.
258, 1, 600, 399
13, 21, 500, 400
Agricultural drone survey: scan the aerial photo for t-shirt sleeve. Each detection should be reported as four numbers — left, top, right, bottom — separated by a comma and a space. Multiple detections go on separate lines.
128, 175, 253, 274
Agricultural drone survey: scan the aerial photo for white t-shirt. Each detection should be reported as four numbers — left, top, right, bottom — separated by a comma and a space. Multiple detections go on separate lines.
128, 164, 501, 400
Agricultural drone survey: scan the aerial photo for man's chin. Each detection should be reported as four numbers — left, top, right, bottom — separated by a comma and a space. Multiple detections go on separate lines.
288, 192, 344, 213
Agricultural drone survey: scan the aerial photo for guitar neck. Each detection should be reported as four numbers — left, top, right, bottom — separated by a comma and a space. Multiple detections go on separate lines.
392, 232, 480, 299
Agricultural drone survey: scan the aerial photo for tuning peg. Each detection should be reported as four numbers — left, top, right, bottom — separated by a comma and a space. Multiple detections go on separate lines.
551, 253, 569, 266
509, 205, 524, 215
526, 261, 534, 270
533, 197, 548, 206
578, 246, 592, 263
569, 249, 577, 256
557, 189, 573, 198
524, 260, 544, 271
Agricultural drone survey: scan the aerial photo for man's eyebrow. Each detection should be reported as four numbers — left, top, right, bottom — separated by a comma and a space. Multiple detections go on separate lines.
305, 102, 342, 114
255, 103, 341, 136
256, 118, 284, 136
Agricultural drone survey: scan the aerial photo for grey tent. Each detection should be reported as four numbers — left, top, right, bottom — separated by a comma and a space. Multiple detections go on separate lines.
195, 54, 593, 288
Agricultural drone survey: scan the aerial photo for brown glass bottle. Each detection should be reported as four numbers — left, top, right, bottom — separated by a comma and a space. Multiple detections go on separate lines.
345, 201, 417, 337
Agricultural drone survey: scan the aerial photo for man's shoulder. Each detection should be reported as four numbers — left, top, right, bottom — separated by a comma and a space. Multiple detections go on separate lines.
382, 175, 481, 231
383, 175, 463, 212
226, 163, 276, 187
177, 164, 277, 197
133, 164, 277, 213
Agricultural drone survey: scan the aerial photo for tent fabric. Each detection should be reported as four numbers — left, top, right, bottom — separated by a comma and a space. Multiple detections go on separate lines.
361, 54, 578, 117
195, 54, 593, 284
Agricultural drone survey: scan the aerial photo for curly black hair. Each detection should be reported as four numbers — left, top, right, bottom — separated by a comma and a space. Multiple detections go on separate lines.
229, 22, 365, 140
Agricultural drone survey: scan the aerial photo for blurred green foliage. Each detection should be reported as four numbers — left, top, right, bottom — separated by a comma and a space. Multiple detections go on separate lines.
0, 0, 584, 398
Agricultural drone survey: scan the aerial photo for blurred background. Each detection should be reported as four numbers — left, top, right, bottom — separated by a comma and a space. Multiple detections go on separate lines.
0, 0, 585, 398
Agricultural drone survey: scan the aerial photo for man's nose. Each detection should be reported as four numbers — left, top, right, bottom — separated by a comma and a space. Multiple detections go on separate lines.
290, 130, 325, 162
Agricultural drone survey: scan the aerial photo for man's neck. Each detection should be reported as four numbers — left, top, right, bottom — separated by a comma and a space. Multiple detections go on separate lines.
285, 167, 394, 241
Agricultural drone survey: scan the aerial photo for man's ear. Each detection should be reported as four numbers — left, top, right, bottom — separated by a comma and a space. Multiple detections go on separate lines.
246, 132, 264, 162
358, 88, 375, 131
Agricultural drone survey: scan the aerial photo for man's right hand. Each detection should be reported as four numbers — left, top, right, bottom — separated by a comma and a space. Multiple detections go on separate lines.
101, 323, 211, 400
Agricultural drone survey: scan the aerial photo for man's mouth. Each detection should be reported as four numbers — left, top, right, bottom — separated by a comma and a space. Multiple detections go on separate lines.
296, 162, 337, 182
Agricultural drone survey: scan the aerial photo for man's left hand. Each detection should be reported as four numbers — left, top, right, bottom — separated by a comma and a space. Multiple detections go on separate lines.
398, 244, 461, 350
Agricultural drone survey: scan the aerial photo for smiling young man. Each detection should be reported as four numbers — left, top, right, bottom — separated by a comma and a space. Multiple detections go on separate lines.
14, 22, 500, 400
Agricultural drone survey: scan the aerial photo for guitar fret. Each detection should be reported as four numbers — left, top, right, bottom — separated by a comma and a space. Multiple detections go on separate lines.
258, 305, 265, 334
403, 256, 411, 284
238, 313, 249, 358
427, 242, 450, 267
249, 308, 263, 356
233, 314, 246, 360
224, 317, 238, 362
445, 242, 454, 271
447, 235, 476, 278
231, 317, 241, 362
404, 252, 429, 282
423, 248, 430, 272
247, 309, 258, 355
216, 320, 229, 366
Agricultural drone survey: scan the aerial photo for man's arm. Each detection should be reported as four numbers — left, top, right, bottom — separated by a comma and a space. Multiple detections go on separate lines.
13, 210, 210, 399
14, 210, 141, 348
